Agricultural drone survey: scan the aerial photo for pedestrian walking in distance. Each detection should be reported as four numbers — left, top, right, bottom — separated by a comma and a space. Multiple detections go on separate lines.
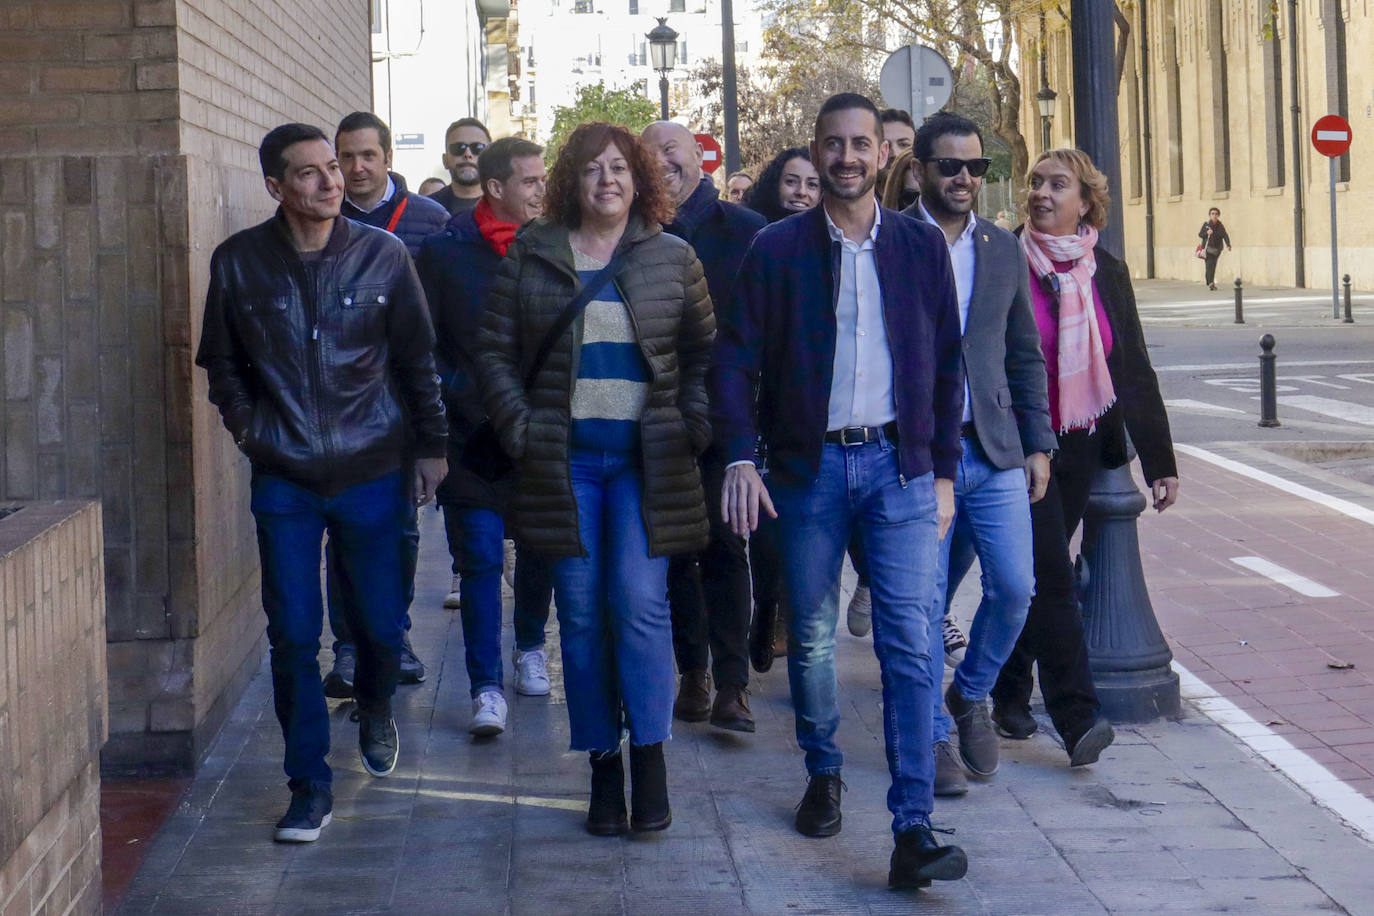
711, 93, 968, 890
196, 123, 448, 843
992, 148, 1179, 764
1197, 206, 1232, 290
904, 112, 1056, 798
476, 122, 715, 837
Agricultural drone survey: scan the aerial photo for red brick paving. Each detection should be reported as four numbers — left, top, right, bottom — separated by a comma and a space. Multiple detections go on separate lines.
1137, 451, 1374, 797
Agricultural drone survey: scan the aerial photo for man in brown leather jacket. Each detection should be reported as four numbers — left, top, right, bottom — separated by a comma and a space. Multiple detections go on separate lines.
196, 123, 447, 844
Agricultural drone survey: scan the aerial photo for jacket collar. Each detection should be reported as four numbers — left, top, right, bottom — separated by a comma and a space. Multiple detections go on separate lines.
666, 176, 720, 238
518, 211, 661, 277
271, 207, 351, 259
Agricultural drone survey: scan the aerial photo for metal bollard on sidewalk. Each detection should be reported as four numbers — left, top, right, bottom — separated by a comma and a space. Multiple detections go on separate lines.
1343, 274, 1354, 324
1258, 334, 1280, 428
1233, 277, 1244, 324
1076, 458, 1181, 723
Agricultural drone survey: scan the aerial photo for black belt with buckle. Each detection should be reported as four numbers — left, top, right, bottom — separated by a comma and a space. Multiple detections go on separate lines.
824, 422, 899, 446
960, 421, 978, 441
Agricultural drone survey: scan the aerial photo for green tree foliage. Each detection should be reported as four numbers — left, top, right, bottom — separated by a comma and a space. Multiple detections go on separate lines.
545, 83, 660, 164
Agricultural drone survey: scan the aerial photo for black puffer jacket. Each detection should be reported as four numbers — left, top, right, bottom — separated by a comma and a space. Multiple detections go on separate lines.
197, 213, 447, 495
476, 216, 715, 558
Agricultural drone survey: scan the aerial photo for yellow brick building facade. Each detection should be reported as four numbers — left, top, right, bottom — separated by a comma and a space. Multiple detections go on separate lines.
1020, 0, 1371, 291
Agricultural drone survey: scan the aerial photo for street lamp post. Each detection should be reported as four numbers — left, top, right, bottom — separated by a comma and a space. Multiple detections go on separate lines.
647, 17, 679, 121
1037, 86, 1057, 151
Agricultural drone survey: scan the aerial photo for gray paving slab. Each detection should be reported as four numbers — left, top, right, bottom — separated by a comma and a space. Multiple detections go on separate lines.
115, 509, 1374, 914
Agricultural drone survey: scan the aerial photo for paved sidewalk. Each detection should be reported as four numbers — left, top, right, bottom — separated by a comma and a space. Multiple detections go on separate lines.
1132, 277, 1374, 328
113, 501, 1374, 914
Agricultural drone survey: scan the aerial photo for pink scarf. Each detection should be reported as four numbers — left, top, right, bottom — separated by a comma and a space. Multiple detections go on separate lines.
1021, 224, 1116, 432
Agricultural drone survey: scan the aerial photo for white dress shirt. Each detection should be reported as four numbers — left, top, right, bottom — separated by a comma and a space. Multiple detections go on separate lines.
824, 204, 896, 430
918, 202, 977, 423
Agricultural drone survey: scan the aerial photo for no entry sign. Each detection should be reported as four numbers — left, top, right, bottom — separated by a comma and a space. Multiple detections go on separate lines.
1311, 115, 1352, 158
695, 133, 723, 174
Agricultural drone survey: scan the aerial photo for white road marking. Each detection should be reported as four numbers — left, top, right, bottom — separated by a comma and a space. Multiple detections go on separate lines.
1155, 359, 1373, 373
1163, 398, 1244, 414
1229, 556, 1340, 597
1176, 445, 1374, 526
1278, 394, 1374, 426
1175, 661, 1374, 844
1140, 294, 1369, 309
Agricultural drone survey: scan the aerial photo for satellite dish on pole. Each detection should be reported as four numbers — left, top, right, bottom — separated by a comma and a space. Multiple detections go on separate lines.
879, 45, 954, 122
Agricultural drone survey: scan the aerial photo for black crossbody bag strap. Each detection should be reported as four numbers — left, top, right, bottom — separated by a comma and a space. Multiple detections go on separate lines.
522, 254, 623, 390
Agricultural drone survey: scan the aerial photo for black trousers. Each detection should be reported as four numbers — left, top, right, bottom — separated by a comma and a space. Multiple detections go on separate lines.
991, 430, 1102, 742
1204, 251, 1220, 286
669, 451, 752, 687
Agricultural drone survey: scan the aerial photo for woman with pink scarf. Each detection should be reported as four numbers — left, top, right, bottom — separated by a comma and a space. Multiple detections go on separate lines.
989, 149, 1179, 765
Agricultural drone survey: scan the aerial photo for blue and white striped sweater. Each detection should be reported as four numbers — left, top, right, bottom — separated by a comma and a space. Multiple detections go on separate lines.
571, 250, 650, 451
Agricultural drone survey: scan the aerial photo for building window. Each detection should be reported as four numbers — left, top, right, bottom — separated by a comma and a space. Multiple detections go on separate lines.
629, 0, 638, 12
1164, 1, 1183, 196
1262, 31, 1285, 187
678, 40, 688, 63
1208, 0, 1231, 192
1323, 0, 1350, 182
1126, 33, 1142, 199
669, 0, 685, 11
371, 0, 382, 33
735, 40, 748, 53
575, 0, 593, 12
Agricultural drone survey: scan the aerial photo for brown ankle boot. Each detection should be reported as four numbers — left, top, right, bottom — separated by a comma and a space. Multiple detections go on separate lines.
673, 670, 710, 722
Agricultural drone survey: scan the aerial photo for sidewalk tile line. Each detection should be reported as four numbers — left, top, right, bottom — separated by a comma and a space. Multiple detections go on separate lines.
1175, 661, 1374, 843
1229, 556, 1340, 598
1175, 444, 1374, 527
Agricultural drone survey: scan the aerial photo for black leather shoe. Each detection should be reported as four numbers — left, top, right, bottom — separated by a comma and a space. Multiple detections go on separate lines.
354, 709, 398, 777
991, 702, 1038, 740
1067, 718, 1115, 767
888, 824, 968, 889
794, 773, 843, 837
586, 750, 628, 836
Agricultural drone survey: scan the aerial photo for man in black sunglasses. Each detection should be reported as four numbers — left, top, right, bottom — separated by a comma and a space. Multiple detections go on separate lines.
906, 111, 1055, 798
429, 117, 492, 216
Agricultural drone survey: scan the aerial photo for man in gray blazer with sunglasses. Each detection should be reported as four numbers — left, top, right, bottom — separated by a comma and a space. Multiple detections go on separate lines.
905, 112, 1058, 797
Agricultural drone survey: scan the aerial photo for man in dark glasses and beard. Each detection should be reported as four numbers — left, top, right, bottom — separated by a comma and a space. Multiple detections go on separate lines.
429, 118, 492, 216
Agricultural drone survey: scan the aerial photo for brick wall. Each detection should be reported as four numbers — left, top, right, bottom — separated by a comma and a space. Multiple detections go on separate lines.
0, 1, 373, 773
0, 501, 107, 916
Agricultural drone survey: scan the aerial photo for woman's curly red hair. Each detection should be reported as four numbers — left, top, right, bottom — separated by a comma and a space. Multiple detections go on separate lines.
543, 122, 675, 229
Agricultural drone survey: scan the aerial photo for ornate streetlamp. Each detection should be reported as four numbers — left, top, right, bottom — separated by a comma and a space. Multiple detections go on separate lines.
647, 17, 679, 120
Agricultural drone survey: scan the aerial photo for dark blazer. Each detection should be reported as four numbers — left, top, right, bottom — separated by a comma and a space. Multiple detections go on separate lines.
928, 211, 1056, 469
1094, 246, 1178, 482
342, 172, 449, 257
665, 176, 766, 311
415, 208, 506, 509
709, 204, 964, 486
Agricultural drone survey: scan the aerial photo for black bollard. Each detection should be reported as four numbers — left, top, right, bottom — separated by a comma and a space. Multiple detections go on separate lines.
1077, 460, 1181, 723
1233, 277, 1244, 324
1344, 274, 1354, 324
1258, 334, 1280, 428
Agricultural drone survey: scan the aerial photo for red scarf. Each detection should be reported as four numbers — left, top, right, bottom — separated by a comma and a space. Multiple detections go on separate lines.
473, 198, 517, 256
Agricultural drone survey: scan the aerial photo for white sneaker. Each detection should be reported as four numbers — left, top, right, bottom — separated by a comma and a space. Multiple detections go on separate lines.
846, 585, 872, 637
443, 574, 461, 609
513, 648, 551, 697
943, 616, 968, 668
503, 539, 517, 589
470, 689, 507, 736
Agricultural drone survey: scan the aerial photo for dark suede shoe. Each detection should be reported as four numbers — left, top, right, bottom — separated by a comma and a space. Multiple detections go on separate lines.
888, 824, 968, 889
673, 670, 711, 722
709, 683, 756, 733
991, 701, 1038, 740
946, 684, 998, 777
1067, 717, 1115, 767
933, 740, 968, 797
273, 786, 333, 843
794, 773, 843, 837
586, 750, 629, 836
354, 709, 398, 777
629, 742, 671, 831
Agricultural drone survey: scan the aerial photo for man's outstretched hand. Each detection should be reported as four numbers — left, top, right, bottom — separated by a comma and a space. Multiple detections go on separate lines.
721, 463, 777, 537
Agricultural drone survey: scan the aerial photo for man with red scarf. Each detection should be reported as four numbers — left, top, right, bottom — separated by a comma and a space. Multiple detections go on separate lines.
415, 137, 550, 737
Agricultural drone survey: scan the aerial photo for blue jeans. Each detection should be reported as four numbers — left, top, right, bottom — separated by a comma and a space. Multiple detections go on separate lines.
325, 483, 418, 650
929, 437, 1035, 744
514, 543, 554, 653
551, 448, 674, 751
442, 507, 505, 697
770, 441, 940, 834
250, 472, 407, 792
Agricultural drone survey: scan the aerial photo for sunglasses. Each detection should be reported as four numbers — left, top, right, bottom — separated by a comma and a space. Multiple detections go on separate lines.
928, 157, 992, 178
448, 141, 488, 156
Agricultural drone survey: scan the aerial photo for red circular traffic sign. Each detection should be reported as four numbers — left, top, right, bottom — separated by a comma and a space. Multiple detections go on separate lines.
695, 133, 723, 174
1311, 115, 1353, 158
